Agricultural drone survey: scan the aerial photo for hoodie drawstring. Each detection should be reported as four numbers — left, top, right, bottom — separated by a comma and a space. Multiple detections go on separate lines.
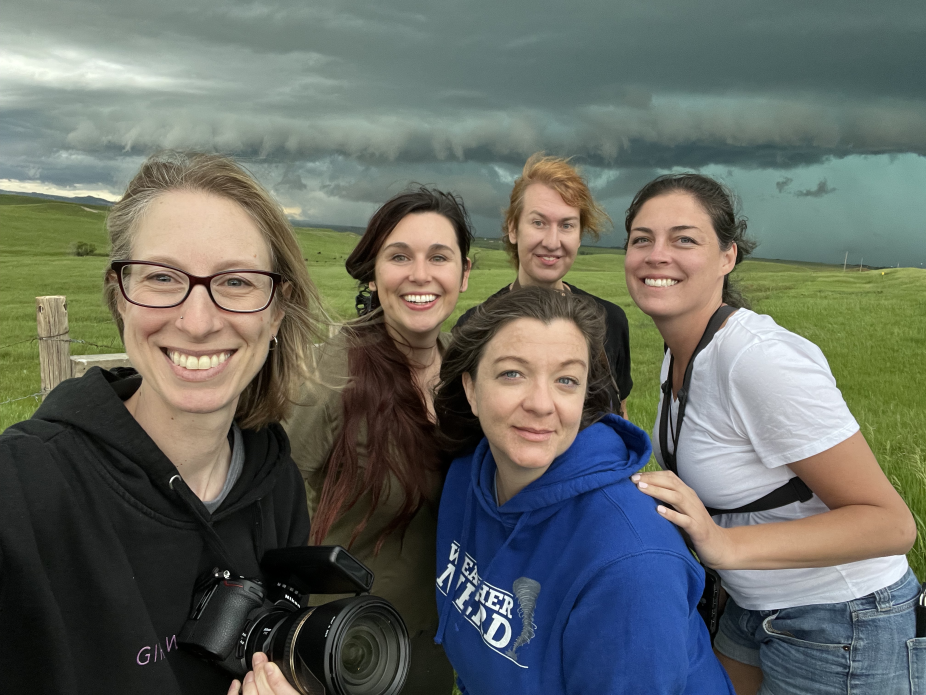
169, 474, 241, 575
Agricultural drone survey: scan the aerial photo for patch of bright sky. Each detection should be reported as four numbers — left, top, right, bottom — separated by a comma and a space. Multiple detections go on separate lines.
595, 154, 926, 269
0, 179, 119, 201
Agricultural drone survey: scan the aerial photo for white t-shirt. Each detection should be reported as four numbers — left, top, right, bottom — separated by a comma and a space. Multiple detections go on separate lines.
654, 309, 908, 610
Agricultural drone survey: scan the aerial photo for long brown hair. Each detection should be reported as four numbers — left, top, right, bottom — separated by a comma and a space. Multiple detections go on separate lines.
311, 186, 474, 551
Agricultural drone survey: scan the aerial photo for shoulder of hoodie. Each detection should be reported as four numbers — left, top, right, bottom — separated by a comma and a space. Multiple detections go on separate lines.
440, 451, 698, 573
573, 478, 701, 571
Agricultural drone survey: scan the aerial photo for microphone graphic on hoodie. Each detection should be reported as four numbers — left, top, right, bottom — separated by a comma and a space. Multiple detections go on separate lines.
506, 577, 541, 662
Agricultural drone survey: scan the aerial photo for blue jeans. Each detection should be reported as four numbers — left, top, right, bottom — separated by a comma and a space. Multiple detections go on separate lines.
714, 567, 926, 694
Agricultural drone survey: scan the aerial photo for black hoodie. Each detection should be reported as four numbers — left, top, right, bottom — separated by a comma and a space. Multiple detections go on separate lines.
0, 368, 311, 694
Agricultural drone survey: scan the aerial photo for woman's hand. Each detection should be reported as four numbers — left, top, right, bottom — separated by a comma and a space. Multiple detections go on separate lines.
631, 470, 734, 568
227, 653, 300, 695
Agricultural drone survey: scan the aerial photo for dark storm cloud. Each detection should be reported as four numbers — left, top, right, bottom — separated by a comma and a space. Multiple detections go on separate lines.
4, 0, 926, 172
775, 177, 793, 193
794, 179, 837, 198
1, 0, 925, 261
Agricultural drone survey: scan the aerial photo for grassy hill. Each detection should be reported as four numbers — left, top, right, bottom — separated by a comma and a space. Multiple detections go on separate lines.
2, 194, 924, 577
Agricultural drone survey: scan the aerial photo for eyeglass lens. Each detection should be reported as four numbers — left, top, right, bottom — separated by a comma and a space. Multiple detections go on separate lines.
120, 264, 274, 311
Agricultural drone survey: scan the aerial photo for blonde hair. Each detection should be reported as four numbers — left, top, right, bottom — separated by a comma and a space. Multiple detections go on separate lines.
502, 153, 611, 267
104, 151, 325, 428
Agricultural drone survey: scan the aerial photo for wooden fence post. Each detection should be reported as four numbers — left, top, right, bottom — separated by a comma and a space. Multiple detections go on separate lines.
37, 296, 71, 398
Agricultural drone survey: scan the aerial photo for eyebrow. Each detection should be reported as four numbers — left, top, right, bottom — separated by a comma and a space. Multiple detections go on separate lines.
140, 256, 266, 271
629, 224, 706, 236
527, 210, 580, 223
382, 242, 456, 254
492, 355, 588, 370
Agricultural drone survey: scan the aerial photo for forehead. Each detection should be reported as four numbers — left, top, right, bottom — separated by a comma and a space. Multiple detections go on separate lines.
380, 211, 459, 252
633, 191, 712, 230
131, 190, 272, 270
521, 183, 580, 219
481, 318, 588, 366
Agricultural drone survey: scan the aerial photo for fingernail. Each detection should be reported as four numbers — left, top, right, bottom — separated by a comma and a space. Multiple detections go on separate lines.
244, 672, 255, 685
631, 474, 640, 482
638, 481, 648, 488
657, 505, 667, 514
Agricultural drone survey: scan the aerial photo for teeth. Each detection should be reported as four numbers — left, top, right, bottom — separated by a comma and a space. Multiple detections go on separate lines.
404, 294, 437, 304
644, 278, 679, 288
169, 351, 230, 370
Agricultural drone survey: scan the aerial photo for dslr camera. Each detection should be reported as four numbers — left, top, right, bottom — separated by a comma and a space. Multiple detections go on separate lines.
178, 546, 409, 695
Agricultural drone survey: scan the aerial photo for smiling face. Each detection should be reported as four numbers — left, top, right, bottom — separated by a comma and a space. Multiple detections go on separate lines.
509, 184, 581, 289
624, 191, 737, 325
370, 211, 470, 344
118, 189, 283, 418
463, 318, 588, 499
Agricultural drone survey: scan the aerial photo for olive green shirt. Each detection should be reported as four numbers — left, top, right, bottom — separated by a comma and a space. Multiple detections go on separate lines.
283, 331, 453, 693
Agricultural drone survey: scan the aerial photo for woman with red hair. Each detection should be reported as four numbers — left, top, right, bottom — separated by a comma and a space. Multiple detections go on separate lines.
456, 153, 632, 414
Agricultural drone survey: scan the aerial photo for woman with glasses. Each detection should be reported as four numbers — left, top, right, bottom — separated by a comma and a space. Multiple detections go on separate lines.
284, 187, 472, 694
0, 152, 322, 695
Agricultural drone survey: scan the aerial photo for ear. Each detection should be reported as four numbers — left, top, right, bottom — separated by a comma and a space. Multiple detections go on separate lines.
368, 280, 377, 292
507, 219, 517, 245
269, 282, 289, 334
460, 257, 472, 292
720, 241, 737, 276
462, 372, 478, 417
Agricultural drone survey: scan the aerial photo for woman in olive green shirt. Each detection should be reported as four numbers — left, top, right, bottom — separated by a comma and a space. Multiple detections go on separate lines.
285, 186, 472, 694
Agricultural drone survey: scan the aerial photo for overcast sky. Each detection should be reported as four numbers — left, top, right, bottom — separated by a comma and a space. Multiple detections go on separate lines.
2, 0, 925, 267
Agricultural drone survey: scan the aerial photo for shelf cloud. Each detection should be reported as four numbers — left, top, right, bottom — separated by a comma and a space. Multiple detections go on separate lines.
2, 0, 925, 265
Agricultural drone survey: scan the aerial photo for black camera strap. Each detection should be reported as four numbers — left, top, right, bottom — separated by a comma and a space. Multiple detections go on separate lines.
658, 305, 813, 516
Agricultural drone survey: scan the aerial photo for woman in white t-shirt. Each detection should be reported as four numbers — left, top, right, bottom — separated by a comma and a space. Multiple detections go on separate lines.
623, 173, 922, 695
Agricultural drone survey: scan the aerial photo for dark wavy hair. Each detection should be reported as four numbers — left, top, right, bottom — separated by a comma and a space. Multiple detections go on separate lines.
435, 286, 614, 457
310, 186, 474, 551
624, 173, 757, 309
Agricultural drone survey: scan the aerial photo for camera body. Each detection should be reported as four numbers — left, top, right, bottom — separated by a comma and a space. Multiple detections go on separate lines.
178, 546, 409, 695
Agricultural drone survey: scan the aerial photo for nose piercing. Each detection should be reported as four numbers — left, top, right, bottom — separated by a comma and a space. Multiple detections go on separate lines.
180, 316, 184, 320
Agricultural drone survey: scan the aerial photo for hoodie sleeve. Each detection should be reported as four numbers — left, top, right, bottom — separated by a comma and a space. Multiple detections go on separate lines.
562, 551, 731, 695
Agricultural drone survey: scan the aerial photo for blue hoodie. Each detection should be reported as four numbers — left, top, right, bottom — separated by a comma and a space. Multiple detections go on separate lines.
435, 415, 734, 695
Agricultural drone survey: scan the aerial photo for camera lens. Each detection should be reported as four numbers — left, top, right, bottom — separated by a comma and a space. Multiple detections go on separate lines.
260, 596, 408, 695
340, 622, 379, 678
337, 612, 397, 691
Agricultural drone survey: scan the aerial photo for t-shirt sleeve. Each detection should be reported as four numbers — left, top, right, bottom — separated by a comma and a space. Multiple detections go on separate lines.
727, 337, 859, 468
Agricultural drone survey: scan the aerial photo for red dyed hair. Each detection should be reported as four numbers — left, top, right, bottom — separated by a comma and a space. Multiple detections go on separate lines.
502, 153, 611, 267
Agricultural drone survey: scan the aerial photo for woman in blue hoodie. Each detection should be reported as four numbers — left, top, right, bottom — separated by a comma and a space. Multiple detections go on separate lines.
432, 286, 734, 695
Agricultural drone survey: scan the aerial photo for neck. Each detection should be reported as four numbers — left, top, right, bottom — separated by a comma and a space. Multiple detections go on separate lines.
493, 453, 547, 506
384, 319, 442, 368
656, 295, 726, 391
515, 268, 565, 291
124, 384, 234, 502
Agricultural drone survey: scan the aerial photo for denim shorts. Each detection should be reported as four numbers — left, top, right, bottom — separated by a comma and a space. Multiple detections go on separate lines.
714, 567, 926, 694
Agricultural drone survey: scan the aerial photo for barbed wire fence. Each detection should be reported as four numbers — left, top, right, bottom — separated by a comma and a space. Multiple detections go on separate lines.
0, 334, 124, 407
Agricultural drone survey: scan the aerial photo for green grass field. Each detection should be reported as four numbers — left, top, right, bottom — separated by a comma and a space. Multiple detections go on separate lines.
2, 194, 924, 578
